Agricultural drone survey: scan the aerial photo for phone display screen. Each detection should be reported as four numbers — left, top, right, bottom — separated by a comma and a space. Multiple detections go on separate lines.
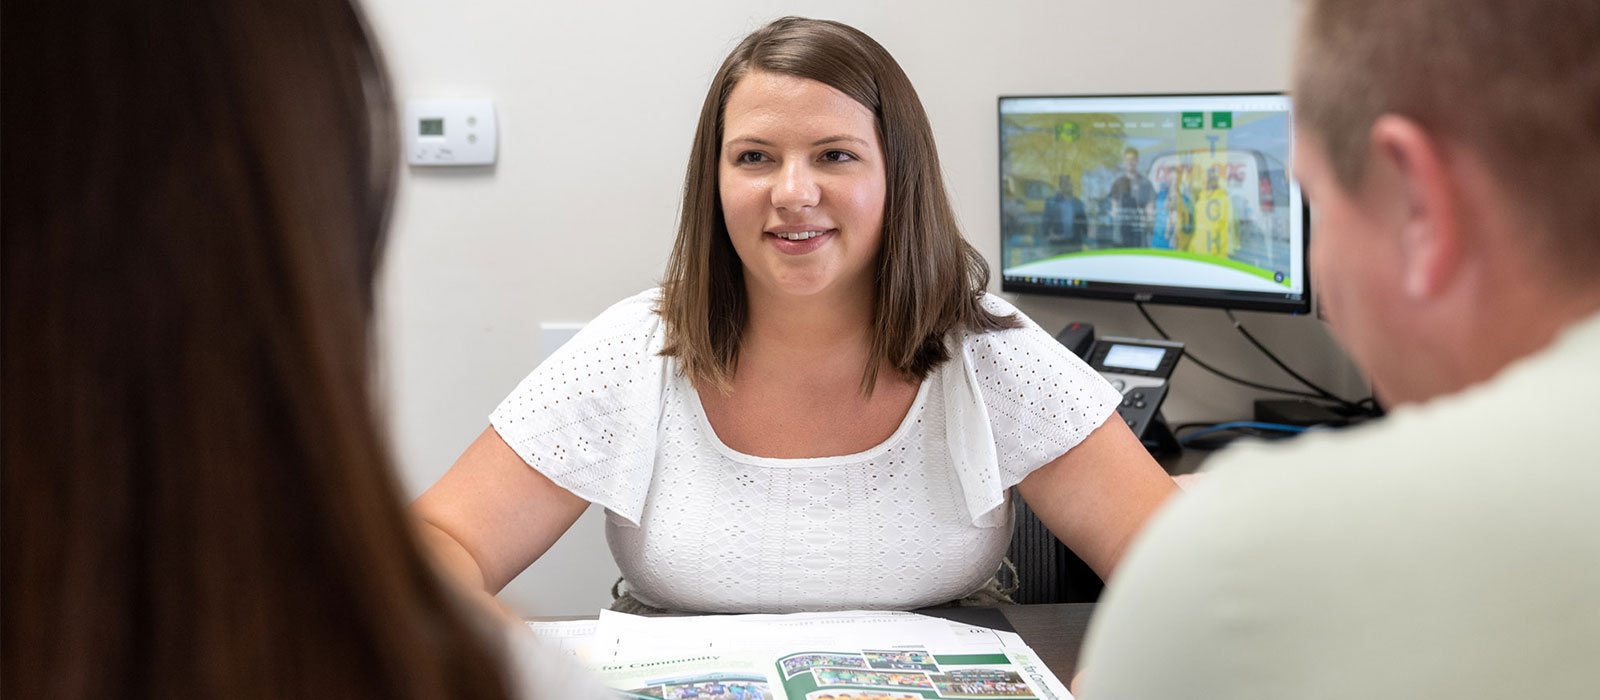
1102, 344, 1166, 372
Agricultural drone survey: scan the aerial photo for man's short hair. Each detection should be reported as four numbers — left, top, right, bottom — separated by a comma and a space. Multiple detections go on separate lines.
1123, 146, 1139, 159
1294, 0, 1600, 278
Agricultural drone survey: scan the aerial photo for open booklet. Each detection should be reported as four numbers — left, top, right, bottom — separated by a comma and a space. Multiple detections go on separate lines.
529, 610, 1072, 700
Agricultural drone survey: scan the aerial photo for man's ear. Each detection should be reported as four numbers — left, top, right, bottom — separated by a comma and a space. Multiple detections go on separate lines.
1369, 115, 1462, 299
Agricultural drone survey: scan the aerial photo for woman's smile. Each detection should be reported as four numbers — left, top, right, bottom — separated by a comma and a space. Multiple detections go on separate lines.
719, 70, 886, 300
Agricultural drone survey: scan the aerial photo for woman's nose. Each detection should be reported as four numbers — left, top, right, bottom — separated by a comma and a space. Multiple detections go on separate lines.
772, 161, 820, 210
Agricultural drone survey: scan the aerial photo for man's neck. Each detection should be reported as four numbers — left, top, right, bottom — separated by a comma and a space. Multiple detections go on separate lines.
1427, 265, 1600, 401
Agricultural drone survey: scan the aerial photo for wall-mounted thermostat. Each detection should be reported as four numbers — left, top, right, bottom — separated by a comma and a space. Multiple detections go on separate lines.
405, 99, 497, 166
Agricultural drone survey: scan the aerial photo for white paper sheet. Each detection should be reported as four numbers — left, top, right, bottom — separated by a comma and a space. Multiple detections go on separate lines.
537, 609, 1073, 699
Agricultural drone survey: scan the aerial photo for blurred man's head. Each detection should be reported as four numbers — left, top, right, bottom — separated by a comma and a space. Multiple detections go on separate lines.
1293, 0, 1600, 405
1122, 147, 1140, 176
1058, 174, 1074, 197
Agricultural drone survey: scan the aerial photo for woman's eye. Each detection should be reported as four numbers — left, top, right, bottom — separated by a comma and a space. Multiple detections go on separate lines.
821, 150, 856, 163
736, 151, 768, 164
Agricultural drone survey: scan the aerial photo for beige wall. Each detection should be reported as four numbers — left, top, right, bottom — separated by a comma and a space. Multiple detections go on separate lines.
364, 0, 1363, 615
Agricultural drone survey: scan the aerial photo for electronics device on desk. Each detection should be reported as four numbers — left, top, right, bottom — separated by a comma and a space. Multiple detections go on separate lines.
1053, 321, 1096, 358
1085, 336, 1183, 453
1004, 94, 1321, 601
998, 92, 1310, 314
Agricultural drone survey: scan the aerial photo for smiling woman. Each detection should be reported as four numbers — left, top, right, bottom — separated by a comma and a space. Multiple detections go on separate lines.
413, 16, 1179, 615
718, 70, 887, 308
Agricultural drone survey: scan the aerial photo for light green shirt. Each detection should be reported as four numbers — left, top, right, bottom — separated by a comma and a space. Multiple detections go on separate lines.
1080, 311, 1600, 699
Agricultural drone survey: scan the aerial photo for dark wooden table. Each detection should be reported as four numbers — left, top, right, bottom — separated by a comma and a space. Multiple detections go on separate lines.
919, 603, 1095, 680
999, 603, 1095, 679
1159, 446, 1214, 476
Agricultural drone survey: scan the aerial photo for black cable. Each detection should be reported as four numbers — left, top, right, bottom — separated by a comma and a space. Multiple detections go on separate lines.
1170, 421, 1220, 435
1134, 301, 1328, 400
1223, 309, 1366, 411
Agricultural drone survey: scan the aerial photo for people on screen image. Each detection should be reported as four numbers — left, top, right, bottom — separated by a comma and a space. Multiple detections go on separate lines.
1109, 147, 1156, 248
1150, 168, 1193, 250
1043, 174, 1089, 244
412, 16, 1176, 616
1190, 169, 1235, 257
1001, 176, 1030, 244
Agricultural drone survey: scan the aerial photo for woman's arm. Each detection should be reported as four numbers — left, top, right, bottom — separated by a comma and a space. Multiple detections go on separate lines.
413, 426, 590, 596
1015, 414, 1178, 581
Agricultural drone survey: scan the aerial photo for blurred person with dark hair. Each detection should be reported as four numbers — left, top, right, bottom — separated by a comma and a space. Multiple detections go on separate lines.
1109, 146, 1155, 248
0, 2, 606, 698
1044, 174, 1089, 244
1078, 1, 1600, 697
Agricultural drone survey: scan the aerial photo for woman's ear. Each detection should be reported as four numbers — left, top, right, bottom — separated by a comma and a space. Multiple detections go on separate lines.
1369, 115, 1463, 300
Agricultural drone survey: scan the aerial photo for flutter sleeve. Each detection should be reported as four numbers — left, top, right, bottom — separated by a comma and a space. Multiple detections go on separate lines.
488, 289, 668, 527
943, 294, 1125, 526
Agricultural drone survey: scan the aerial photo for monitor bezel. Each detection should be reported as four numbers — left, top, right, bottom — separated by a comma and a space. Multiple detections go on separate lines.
996, 91, 1312, 315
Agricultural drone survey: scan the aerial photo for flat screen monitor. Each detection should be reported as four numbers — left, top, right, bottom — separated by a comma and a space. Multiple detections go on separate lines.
998, 93, 1309, 313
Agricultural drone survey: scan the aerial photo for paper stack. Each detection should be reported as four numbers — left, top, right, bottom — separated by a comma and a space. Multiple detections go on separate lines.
528, 610, 1071, 699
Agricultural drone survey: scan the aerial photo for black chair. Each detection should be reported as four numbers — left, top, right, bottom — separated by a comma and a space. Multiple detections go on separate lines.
1008, 496, 1103, 603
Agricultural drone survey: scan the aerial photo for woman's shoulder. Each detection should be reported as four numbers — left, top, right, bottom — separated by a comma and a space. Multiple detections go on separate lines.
976, 292, 1025, 320
591, 287, 664, 325
494, 287, 668, 416
954, 293, 1039, 349
488, 288, 670, 525
949, 293, 1114, 401
558, 288, 666, 352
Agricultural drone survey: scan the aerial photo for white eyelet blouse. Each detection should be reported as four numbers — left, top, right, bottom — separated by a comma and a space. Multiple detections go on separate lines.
489, 289, 1121, 612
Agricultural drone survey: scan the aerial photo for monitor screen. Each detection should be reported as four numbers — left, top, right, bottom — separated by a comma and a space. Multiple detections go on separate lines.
999, 93, 1309, 313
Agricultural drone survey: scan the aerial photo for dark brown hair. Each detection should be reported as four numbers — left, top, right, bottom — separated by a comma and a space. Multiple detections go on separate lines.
1294, 0, 1600, 279
2, 2, 513, 698
659, 16, 1015, 395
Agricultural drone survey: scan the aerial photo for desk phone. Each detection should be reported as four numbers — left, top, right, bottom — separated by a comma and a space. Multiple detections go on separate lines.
1084, 337, 1184, 451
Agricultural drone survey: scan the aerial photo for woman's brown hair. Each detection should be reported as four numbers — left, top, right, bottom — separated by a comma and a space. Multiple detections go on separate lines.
659, 16, 1016, 396
2, 2, 514, 698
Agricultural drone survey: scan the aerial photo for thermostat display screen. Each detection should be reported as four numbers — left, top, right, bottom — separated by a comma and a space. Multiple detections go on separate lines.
419, 118, 444, 136
1103, 344, 1165, 371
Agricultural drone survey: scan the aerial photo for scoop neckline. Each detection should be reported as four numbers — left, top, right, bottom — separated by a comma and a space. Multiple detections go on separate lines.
680, 368, 934, 468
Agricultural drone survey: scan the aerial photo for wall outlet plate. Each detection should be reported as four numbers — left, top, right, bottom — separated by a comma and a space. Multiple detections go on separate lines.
539, 322, 584, 362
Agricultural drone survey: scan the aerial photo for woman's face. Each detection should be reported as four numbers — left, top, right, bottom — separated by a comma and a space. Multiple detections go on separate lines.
718, 70, 887, 304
